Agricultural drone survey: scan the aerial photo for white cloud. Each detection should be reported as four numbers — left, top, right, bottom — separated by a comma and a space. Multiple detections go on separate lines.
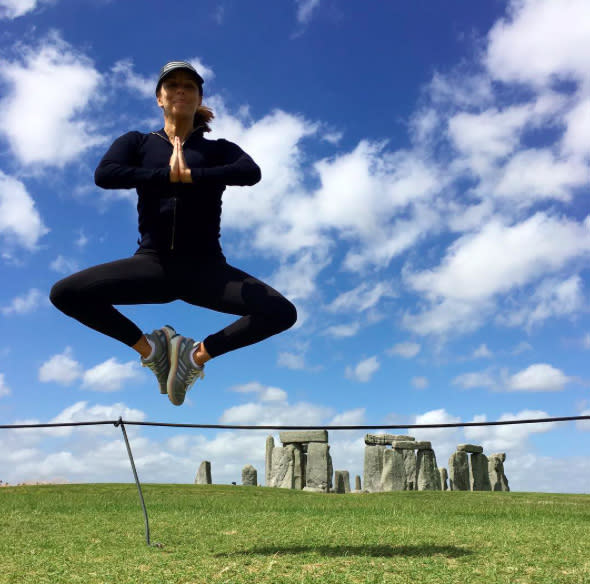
486, 0, 590, 88
328, 408, 366, 427
294, 0, 320, 24
473, 344, 493, 358
39, 347, 83, 385
110, 59, 154, 98
345, 356, 380, 383
404, 214, 590, 336
0, 171, 49, 252
452, 371, 497, 391
277, 352, 305, 370
411, 376, 428, 390
1, 288, 46, 315
464, 409, 557, 452
508, 363, 572, 392
387, 341, 421, 358
327, 282, 396, 313
322, 322, 361, 338
229, 382, 287, 403
50, 255, 79, 274
0, 373, 11, 397
75, 230, 88, 248
81, 358, 143, 392
0, 33, 105, 166
39, 349, 142, 391
0, 0, 42, 19
500, 275, 584, 329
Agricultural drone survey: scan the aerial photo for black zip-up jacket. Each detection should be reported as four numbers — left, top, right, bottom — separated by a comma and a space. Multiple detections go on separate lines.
94, 127, 261, 256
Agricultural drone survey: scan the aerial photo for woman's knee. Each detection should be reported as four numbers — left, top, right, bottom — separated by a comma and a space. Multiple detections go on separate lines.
50, 278, 81, 314
275, 297, 297, 331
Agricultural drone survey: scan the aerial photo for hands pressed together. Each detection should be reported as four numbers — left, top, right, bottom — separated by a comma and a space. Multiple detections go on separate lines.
169, 136, 192, 183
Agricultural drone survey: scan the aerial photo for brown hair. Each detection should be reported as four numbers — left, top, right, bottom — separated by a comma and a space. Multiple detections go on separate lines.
194, 105, 214, 133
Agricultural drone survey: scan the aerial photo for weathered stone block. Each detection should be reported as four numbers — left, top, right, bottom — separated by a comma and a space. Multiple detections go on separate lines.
470, 453, 491, 491
416, 449, 441, 490
306, 443, 330, 492
365, 434, 416, 445
292, 444, 305, 490
195, 461, 211, 485
279, 430, 328, 444
448, 451, 469, 491
392, 440, 432, 450
363, 444, 385, 493
334, 470, 350, 493
269, 446, 294, 489
488, 453, 510, 492
380, 448, 407, 491
265, 435, 274, 486
439, 467, 448, 491
402, 449, 417, 490
242, 465, 257, 486
355, 475, 362, 491
457, 444, 483, 454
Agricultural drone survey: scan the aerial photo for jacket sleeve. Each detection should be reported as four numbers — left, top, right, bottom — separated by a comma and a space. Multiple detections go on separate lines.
191, 139, 261, 186
94, 131, 170, 189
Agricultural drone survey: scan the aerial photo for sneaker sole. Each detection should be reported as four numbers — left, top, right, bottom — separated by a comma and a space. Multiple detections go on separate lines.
167, 335, 184, 406
159, 325, 176, 394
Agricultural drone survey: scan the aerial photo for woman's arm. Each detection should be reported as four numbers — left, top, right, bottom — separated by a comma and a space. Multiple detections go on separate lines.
191, 139, 262, 186
94, 132, 170, 189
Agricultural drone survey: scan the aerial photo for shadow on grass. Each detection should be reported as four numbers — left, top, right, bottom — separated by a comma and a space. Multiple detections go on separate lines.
216, 544, 472, 558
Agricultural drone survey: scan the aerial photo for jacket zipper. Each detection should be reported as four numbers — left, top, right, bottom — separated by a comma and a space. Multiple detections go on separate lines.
171, 197, 177, 250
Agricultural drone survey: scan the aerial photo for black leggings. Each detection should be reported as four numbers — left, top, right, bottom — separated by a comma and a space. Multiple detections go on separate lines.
49, 251, 297, 358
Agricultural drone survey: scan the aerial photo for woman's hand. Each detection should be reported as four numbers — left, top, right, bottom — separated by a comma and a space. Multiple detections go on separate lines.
169, 137, 192, 183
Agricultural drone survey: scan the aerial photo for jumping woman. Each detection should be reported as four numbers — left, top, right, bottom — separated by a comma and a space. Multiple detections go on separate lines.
50, 61, 297, 406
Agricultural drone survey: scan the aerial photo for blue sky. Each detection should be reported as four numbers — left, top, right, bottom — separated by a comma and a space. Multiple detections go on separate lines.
1, 0, 589, 493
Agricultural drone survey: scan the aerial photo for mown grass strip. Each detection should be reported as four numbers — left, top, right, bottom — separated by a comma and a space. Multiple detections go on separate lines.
1, 484, 589, 584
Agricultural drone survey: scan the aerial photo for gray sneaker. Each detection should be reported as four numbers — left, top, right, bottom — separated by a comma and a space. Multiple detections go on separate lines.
167, 335, 205, 406
141, 325, 176, 394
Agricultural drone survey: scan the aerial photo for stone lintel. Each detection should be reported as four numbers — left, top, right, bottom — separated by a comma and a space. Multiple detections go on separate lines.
457, 444, 483, 454
364, 434, 416, 445
392, 440, 432, 450
280, 430, 328, 444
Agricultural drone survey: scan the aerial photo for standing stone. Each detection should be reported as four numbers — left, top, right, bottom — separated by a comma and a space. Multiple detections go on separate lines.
363, 444, 386, 492
269, 446, 294, 489
304, 443, 330, 492
242, 465, 257, 486
380, 448, 407, 491
448, 451, 470, 491
355, 475, 362, 491
327, 449, 334, 491
401, 449, 417, 490
439, 467, 448, 491
292, 444, 305, 490
470, 453, 491, 491
416, 449, 441, 490
265, 435, 274, 486
488, 453, 510, 492
334, 470, 350, 493
195, 461, 212, 485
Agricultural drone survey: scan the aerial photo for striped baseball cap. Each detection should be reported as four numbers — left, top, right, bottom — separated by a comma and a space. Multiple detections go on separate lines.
156, 61, 204, 93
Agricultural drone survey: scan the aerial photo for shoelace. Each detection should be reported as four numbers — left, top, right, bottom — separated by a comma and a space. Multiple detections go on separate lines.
184, 365, 205, 392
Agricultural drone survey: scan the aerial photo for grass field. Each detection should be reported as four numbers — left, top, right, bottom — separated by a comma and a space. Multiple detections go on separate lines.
0, 483, 589, 584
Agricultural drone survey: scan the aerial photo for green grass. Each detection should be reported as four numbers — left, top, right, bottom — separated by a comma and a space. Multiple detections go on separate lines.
1, 484, 589, 584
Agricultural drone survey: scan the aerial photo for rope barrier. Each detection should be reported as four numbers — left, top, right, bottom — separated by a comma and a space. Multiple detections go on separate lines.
1, 414, 589, 431
2, 413, 588, 547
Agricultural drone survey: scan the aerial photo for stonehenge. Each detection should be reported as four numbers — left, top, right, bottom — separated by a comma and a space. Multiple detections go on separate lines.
198, 432, 510, 495
266, 430, 333, 492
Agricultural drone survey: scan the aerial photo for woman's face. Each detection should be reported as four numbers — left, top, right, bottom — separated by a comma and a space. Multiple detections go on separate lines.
156, 70, 202, 119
